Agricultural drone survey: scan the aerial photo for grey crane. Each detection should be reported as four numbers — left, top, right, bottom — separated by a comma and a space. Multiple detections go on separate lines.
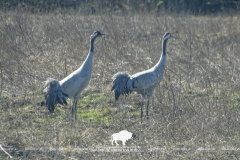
111, 32, 172, 123
43, 31, 106, 119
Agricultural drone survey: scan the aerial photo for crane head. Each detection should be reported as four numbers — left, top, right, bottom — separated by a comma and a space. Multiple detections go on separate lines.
91, 31, 107, 40
163, 32, 171, 40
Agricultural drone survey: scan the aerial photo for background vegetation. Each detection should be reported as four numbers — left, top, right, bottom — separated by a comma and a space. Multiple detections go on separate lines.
1, 0, 240, 14
0, 1, 240, 159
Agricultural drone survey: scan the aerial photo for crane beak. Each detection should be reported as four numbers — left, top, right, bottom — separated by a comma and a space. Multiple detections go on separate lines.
101, 33, 109, 36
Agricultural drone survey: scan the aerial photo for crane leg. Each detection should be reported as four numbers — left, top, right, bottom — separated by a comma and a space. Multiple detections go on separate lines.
146, 100, 150, 121
72, 100, 77, 119
75, 100, 78, 120
141, 99, 144, 124
71, 101, 74, 118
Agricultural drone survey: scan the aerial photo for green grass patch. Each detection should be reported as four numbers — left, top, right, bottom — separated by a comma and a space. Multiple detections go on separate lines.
78, 92, 110, 107
131, 110, 140, 115
183, 87, 207, 97
55, 106, 68, 115
232, 91, 240, 102
34, 129, 45, 135
80, 108, 112, 124
0, 95, 9, 99
34, 118, 47, 123
22, 104, 33, 111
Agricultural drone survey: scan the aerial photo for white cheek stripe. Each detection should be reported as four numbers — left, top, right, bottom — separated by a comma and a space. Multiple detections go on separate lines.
163, 34, 170, 41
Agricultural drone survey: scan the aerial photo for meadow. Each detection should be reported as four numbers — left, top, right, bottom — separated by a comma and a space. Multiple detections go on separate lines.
0, 8, 240, 159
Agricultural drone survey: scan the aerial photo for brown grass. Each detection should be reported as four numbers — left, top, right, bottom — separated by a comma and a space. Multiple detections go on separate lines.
0, 8, 240, 159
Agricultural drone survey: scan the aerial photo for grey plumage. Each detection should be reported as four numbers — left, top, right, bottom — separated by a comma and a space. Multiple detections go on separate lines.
111, 32, 172, 123
112, 72, 131, 100
44, 78, 68, 113
43, 31, 106, 118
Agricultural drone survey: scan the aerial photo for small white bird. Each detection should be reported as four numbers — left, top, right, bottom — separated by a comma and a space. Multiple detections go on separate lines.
111, 32, 172, 123
44, 31, 106, 119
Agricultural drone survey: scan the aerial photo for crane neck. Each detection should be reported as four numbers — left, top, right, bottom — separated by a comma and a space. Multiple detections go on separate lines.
89, 37, 96, 53
80, 39, 95, 73
162, 38, 169, 56
153, 37, 169, 74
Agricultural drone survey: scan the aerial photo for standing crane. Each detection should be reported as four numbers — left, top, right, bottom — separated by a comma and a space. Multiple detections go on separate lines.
111, 32, 172, 123
44, 31, 106, 119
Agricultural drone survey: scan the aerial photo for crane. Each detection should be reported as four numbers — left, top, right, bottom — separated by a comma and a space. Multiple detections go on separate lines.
44, 31, 107, 119
111, 32, 172, 123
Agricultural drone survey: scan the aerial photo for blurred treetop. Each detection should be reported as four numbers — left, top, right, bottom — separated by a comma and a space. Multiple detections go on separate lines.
0, 0, 239, 14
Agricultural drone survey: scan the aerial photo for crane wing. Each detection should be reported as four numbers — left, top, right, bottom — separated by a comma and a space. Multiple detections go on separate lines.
128, 69, 160, 91
60, 71, 91, 99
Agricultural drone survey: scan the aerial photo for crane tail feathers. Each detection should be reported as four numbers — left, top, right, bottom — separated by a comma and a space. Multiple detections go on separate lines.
111, 72, 131, 101
43, 78, 68, 113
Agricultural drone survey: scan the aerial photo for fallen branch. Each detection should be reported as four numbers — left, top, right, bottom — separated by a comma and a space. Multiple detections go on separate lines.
0, 144, 12, 158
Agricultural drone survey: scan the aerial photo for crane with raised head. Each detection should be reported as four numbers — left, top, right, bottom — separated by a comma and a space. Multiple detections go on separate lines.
111, 32, 172, 123
44, 31, 107, 119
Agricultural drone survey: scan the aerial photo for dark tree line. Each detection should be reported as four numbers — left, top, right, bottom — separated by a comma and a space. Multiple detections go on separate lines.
0, 0, 239, 14
161, 0, 239, 14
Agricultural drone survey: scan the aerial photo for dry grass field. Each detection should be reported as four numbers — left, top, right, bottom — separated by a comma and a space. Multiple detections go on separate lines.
0, 8, 240, 159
